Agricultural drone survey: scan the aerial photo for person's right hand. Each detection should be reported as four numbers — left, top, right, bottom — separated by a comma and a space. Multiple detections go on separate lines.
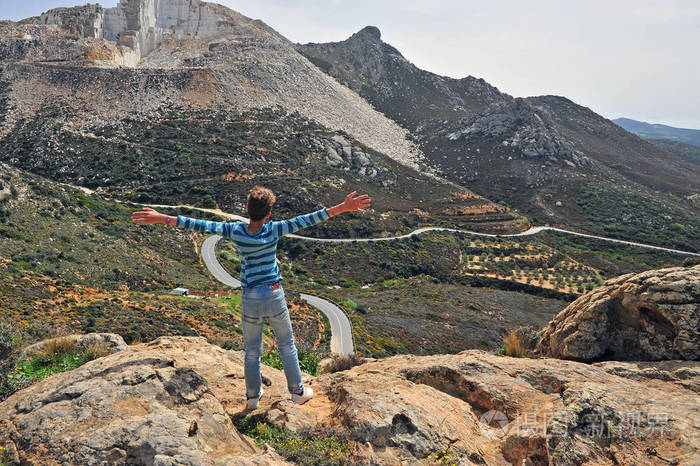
131, 207, 169, 225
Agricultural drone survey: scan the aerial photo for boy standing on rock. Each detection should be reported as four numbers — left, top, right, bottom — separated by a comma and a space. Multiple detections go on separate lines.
132, 187, 370, 409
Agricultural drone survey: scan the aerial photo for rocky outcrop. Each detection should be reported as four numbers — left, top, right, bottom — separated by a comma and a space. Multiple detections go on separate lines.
0, 336, 289, 465
537, 265, 700, 361
447, 98, 589, 167
1, 336, 698, 464
37, 0, 239, 63
309, 133, 395, 182
37, 4, 104, 39
593, 360, 700, 394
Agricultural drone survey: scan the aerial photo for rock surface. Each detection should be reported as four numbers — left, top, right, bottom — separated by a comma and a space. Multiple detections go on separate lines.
447, 98, 589, 167
0, 336, 290, 465
1, 335, 698, 465
537, 265, 700, 362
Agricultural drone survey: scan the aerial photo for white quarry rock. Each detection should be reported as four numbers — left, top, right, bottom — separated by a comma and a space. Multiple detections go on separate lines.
40, 0, 240, 64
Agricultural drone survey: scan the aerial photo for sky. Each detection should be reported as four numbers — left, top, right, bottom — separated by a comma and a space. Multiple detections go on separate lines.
2, 0, 699, 129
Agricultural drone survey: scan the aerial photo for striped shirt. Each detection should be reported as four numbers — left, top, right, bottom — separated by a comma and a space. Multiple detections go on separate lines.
177, 208, 331, 288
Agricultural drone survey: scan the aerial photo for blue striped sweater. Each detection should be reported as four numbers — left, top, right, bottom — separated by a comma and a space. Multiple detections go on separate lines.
177, 208, 331, 288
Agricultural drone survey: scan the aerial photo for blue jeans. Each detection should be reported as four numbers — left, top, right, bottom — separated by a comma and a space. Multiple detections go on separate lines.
241, 283, 304, 399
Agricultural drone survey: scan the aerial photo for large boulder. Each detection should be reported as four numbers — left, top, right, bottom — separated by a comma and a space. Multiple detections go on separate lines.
0, 336, 290, 465
536, 265, 699, 361
1, 336, 698, 464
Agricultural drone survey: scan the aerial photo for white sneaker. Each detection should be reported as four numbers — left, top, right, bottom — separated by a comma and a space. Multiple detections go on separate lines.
291, 386, 313, 405
246, 387, 264, 410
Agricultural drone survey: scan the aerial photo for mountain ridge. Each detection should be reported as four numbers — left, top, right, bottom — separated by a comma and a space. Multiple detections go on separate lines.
297, 26, 700, 251
613, 117, 700, 147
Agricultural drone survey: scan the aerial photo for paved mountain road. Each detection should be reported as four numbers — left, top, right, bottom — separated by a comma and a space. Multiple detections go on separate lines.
132, 200, 698, 256
289, 226, 699, 256
201, 235, 243, 288
299, 293, 354, 355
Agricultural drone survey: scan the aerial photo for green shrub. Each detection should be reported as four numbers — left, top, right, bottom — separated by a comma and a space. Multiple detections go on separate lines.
298, 352, 320, 376
261, 349, 282, 370
2, 337, 108, 398
233, 414, 350, 465
210, 339, 243, 351
262, 349, 320, 375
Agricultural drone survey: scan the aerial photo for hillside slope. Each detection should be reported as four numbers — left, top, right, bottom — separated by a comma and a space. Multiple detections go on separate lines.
647, 138, 700, 165
0, 163, 331, 353
0, 1, 530, 237
298, 28, 700, 251
0, 103, 525, 236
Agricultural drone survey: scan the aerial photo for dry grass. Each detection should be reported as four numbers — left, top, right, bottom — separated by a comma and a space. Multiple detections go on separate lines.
36, 336, 77, 359
320, 353, 366, 374
503, 330, 526, 358
83, 341, 110, 360
129, 337, 143, 346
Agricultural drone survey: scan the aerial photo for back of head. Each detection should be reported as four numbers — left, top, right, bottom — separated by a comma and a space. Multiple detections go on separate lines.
247, 186, 276, 221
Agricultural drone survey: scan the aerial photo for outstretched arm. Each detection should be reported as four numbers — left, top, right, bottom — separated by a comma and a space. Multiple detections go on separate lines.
274, 191, 371, 237
131, 207, 234, 236
131, 208, 176, 226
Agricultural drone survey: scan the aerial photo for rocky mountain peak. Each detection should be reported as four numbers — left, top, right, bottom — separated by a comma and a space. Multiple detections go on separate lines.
351, 25, 381, 41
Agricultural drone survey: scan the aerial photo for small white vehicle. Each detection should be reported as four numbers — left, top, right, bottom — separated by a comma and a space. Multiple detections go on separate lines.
169, 287, 189, 296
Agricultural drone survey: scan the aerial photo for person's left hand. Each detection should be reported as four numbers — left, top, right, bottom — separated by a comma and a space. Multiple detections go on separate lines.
340, 191, 371, 213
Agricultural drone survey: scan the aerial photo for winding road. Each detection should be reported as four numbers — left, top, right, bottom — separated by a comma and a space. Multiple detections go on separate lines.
288, 225, 699, 256
135, 201, 698, 357
134, 201, 699, 256
200, 234, 356, 355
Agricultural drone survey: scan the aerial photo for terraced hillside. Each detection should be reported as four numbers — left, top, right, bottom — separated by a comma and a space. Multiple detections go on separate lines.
209, 225, 687, 358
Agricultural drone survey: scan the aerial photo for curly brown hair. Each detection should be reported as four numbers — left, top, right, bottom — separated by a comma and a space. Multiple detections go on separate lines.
246, 186, 276, 221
